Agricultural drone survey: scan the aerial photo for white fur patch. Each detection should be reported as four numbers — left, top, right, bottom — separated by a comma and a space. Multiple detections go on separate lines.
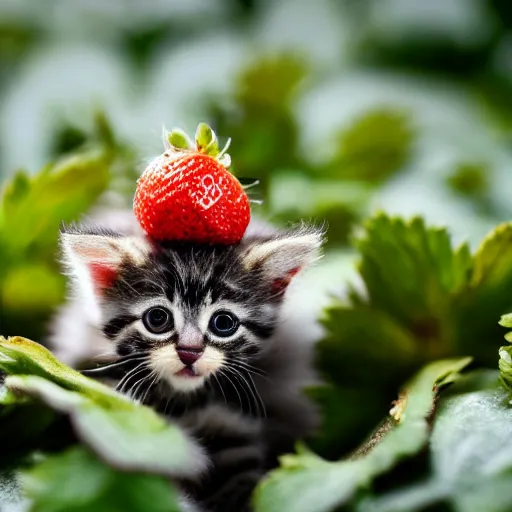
149, 344, 225, 393
195, 346, 224, 378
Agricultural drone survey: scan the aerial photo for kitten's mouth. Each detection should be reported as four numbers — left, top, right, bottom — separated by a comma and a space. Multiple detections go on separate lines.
176, 366, 199, 378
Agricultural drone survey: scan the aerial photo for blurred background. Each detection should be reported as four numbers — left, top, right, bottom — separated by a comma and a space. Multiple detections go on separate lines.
3, 0, 512, 459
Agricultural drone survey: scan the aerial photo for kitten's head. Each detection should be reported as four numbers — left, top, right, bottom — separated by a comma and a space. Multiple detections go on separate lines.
60, 224, 323, 396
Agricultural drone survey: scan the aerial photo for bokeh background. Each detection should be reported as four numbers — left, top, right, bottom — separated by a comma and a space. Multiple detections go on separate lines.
3, 0, 512, 463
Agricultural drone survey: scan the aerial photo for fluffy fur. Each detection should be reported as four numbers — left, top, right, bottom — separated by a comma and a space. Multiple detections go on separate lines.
49, 208, 325, 511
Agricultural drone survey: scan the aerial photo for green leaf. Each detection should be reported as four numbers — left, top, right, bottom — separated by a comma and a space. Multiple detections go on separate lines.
454, 222, 512, 365
236, 54, 308, 108
329, 109, 414, 183
499, 313, 512, 329
0, 145, 113, 338
253, 358, 470, 512
0, 337, 202, 478
356, 215, 472, 333
357, 372, 512, 512
470, 222, 512, 289
314, 214, 476, 455
0, 337, 114, 397
2, 264, 63, 312
446, 162, 489, 198
22, 447, 181, 512
0, 150, 109, 257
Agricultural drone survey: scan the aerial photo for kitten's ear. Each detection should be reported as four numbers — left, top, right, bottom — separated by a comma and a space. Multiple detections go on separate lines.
60, 229, 151, 296
242, 226, 325, 295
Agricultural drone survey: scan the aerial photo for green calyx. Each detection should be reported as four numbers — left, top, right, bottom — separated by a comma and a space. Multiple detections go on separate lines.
163, 123, 231, 168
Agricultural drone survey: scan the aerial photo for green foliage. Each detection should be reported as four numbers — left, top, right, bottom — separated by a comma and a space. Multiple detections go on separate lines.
313, 215, 512, 457
447, 162, 490, 198
0, 113, 137, 339
209, 54, 307, 186
0, 153, 107, 339
0, 337, 198, 478
328, 109, 414, 183
254, 358, 471, 512
23, 447, 181, 512
356, 371, 512, 511
0, 336, 203, 510
4, 2, 512, 507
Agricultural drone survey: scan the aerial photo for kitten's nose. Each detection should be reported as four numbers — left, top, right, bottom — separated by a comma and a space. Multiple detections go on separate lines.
176, 348, 203, 366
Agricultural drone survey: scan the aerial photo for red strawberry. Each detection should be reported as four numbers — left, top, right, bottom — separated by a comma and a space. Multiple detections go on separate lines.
133, 123, 251, 244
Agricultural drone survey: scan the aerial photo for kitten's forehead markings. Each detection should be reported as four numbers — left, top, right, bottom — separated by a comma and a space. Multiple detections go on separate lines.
202, 291, 213, 308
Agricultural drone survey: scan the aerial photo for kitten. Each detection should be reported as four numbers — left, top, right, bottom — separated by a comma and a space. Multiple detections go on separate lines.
49, 209, 324, 511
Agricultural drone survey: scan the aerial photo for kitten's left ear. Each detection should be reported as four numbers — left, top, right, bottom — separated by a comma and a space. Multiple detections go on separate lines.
60, 229, 152, 296
242, 226, 325, 295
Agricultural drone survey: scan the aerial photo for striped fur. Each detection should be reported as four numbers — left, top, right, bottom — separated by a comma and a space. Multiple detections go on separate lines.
49, 210, 324, 511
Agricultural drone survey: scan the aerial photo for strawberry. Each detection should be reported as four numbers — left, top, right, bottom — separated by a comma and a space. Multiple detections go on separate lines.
133, 123, 251, 244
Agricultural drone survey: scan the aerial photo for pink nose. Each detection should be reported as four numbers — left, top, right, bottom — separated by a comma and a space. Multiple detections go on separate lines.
176, 348, 203, 366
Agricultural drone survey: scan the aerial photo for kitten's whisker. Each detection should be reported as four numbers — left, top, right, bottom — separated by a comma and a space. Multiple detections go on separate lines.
246, 371, 267, 419
225, 366, 266, 419
89, 350, 151, 364
224, 361, 268, 380
91, 350, 118, 361
212, 373, 228, 405
233, 360, 267, 376
219, 368, 244, 413
223, 367, 255, 417
163, 396, 172, 415
83, 355, 149, 375
116, 362, 149, 393
128, 373, 151, 400
235, 369, 260, 418
140, 372, 158, 404
118, 370, 147, 396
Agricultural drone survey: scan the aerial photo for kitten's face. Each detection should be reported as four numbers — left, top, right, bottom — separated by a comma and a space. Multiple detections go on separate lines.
61, 226, 322, 395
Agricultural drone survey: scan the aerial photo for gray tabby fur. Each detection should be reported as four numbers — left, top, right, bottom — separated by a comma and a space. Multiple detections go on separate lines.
48, 208, 325, 511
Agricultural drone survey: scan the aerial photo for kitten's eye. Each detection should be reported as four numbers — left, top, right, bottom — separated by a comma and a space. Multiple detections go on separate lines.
209, 311, 240, 337
142, 307, 174, 334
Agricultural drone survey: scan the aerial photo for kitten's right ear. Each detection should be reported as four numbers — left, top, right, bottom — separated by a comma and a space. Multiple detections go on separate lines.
60, 229, 151, 296
241, 225, 325, 296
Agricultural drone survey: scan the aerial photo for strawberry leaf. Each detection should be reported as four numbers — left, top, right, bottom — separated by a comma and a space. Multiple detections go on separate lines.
313, 214, 512, 457
356, 372, 512, 512
253, 358, 470, 512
